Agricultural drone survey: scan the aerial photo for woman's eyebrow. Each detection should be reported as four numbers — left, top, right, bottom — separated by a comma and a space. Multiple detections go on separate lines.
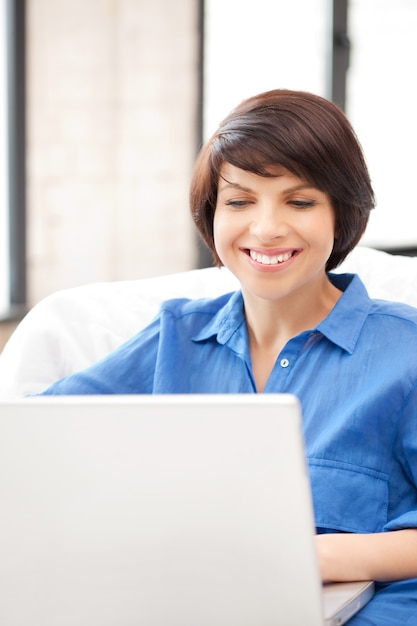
218, 180, 318, 194
218, 176, 253, 193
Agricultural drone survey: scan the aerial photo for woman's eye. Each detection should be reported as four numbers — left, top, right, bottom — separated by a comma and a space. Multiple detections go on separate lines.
290, 199, 316, 209
225, 199, 251, 208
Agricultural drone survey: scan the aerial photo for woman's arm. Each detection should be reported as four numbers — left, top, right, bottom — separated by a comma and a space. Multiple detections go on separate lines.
316, 529, 417, 582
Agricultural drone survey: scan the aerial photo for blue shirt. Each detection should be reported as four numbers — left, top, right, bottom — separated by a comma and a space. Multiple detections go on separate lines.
42, 273, 417, 623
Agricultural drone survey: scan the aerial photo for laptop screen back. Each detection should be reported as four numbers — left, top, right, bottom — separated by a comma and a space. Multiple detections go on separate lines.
0, 394, 325, 626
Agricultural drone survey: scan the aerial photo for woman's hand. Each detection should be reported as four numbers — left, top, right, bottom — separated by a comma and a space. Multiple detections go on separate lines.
316, 529, 417, 582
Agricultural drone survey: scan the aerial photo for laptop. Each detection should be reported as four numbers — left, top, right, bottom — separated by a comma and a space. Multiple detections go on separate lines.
0, 394, 374, 626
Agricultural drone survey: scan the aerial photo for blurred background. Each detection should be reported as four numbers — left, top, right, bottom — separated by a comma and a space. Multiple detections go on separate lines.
1, 0, 416, 348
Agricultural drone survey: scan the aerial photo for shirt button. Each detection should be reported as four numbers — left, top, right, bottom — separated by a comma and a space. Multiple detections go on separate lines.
280, 358, 290, 368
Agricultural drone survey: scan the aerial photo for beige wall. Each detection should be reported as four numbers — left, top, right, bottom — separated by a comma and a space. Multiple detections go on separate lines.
0, 322, 17, 351
26, 0, 200, 307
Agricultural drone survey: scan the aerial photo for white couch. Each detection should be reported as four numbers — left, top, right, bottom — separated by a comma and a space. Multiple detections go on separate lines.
1, 246, 417, 397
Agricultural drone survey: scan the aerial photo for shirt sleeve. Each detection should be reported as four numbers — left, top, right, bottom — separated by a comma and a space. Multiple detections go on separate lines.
38, 316, 161, 395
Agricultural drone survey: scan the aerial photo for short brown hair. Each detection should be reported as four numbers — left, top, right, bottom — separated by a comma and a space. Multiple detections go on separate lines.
190, 89, 375, 270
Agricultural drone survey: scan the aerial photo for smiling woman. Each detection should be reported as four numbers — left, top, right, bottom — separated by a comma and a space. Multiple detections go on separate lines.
35, 88, 417, 625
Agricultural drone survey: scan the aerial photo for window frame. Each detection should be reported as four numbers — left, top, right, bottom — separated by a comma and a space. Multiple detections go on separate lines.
1, 0, 26, 321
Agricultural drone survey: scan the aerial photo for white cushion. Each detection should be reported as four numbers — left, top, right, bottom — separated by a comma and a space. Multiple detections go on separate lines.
335, 246, 417, 304
1, 246, 416, 397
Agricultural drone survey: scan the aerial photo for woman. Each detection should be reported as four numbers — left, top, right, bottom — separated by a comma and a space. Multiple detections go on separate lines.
41, 89, 417, 623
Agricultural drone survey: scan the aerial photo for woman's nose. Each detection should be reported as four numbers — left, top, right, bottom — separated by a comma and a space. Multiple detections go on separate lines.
250, 205, 289, 242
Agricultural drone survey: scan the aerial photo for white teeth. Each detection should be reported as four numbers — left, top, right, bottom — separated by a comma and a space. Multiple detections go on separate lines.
249, 250, 292, 265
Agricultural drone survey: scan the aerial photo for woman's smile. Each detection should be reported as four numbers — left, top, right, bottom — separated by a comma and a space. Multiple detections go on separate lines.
244, 247, 300, 269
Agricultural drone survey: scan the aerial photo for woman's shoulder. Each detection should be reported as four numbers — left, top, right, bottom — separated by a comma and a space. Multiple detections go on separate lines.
369, 297, 417, 326
364, 298, 417, 356
335, 272, 417, 329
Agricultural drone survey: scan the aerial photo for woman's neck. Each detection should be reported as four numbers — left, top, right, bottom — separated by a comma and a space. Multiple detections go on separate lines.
243, 277, 342, 392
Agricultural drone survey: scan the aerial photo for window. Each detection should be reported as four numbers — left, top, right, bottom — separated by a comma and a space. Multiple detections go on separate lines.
0, 0, 9, 316
203, 0, 329, 140
346, 0, 417, 250
0, 0, 26, 319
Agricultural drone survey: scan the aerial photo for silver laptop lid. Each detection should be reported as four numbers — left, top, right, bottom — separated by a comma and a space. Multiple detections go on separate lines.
0, 394, 327, 625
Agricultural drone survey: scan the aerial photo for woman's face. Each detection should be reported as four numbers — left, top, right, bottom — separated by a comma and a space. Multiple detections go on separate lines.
213, 162, 336, 305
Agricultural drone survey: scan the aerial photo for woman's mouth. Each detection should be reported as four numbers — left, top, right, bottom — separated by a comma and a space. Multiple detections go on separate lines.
248, 249, 295, 266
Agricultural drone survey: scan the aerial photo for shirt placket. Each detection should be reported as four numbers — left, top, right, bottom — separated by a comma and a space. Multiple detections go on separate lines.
264, 332, 316, 393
